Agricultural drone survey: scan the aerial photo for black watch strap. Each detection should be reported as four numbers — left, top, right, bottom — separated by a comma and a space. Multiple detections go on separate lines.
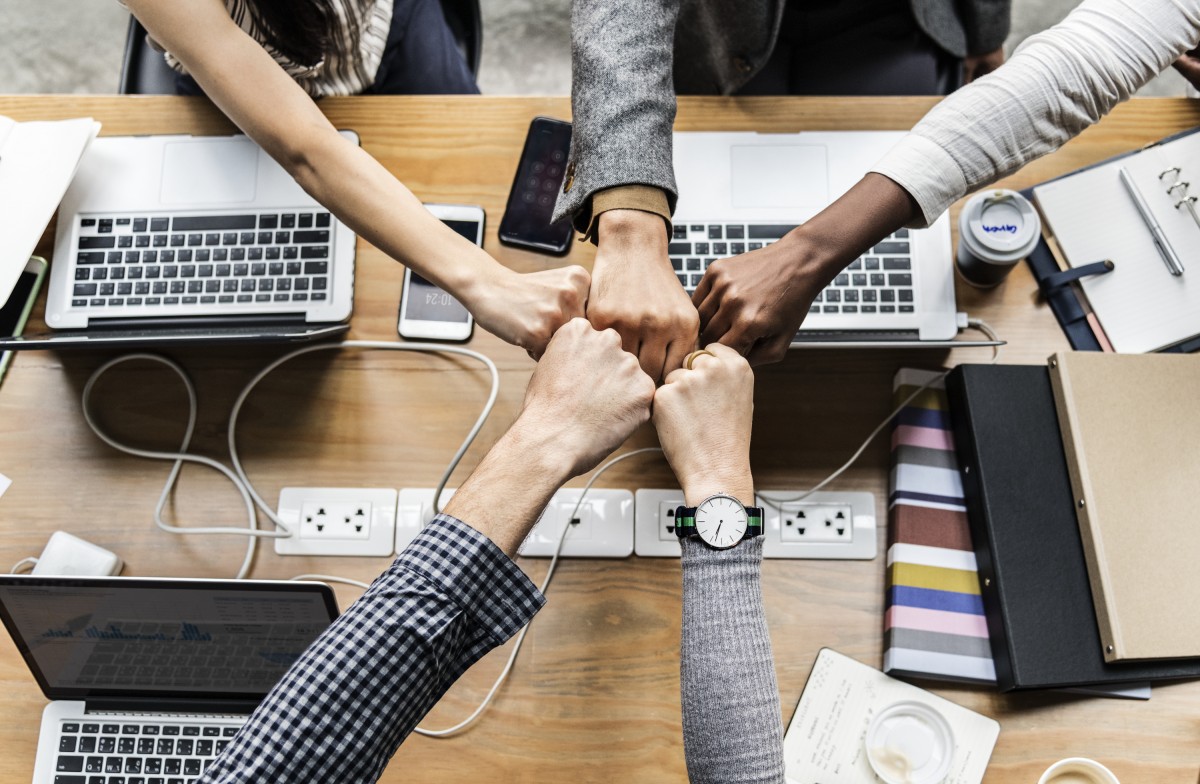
674, 504, 764, 540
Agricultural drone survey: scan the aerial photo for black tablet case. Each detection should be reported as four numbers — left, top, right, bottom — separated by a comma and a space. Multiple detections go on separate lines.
945, 364, 1200, 691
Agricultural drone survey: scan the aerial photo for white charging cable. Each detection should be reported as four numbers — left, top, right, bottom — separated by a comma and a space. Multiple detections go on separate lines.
81, 341, 500, 579
79, 321, 1002, 736
757, 318, 1001, 512
9, 557, 38, 574
411, 446, 665, 738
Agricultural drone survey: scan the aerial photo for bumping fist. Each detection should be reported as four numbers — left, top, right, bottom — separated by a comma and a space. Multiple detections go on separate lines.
652, 343, 755, 505
468, 265, 591, 358
518, 318, 656, 478
587, 210, 700, 382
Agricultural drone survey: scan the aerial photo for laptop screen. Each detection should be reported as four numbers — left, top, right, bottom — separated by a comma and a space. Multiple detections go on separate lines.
0, 576, 339, 701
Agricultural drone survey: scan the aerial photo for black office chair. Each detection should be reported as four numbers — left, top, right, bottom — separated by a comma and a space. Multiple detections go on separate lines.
118, 0, 483, 95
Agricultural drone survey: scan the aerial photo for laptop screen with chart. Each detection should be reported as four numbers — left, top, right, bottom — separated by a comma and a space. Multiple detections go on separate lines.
0, 576, 338, 701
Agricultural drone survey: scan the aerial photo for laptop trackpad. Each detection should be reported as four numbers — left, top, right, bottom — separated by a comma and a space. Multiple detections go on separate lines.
160, 139, 259, 204
731, 144, 828, 209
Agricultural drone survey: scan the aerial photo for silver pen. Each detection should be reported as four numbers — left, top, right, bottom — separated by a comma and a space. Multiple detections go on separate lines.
1119, 165, 1185, 276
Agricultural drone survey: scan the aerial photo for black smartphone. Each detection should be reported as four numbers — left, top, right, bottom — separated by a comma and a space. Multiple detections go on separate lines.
498, 117, 574, 255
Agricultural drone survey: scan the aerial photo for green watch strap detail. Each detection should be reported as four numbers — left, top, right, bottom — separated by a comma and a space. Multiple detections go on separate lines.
674, 506, 764, 539
674, 511, 697, 538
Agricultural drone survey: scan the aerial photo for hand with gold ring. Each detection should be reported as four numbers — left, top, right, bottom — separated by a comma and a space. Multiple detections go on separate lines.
683, 349, 716, 370
653, 343, 754, 505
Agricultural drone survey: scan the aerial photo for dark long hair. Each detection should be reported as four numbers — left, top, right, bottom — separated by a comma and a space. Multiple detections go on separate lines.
245, 0, 336, 68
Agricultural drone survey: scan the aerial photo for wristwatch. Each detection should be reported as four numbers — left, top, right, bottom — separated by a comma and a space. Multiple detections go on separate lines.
674, 493, 764, 549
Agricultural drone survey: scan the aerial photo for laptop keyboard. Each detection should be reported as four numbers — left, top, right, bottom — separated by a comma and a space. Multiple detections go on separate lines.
669, 223, 916, 315
71, 212, 333, 310
53, 719, 242, 783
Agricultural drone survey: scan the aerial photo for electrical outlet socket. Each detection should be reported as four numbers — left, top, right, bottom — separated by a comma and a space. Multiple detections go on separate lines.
634, 490, 685, 557
396, 488, 633, 557
274, 488, 397, 557
778, 502, 854, 543
636, 489, 877, 559
760, 491, 876, 559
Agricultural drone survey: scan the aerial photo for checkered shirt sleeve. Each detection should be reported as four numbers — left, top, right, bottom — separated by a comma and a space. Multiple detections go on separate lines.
197, 514, 545, 783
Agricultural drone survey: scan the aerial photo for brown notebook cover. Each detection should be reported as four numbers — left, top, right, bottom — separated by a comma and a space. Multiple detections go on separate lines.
1049, 352, 1200, 662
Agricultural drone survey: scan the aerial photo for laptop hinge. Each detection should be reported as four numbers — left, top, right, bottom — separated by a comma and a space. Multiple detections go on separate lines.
793, 329, 921, 342
89, 314, 309, 330
84, 697, 259, 715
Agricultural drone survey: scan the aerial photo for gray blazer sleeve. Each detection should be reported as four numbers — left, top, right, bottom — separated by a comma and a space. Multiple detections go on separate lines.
960, 0, 1011, 54
552, 0, 682, 233
680, 537, 786, 784
912, 0, 1011, 57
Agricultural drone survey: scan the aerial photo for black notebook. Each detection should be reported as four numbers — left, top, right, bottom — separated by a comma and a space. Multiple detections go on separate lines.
945, 364, 1200, 691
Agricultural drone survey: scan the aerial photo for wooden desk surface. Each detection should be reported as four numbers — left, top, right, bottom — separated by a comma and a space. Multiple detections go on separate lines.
1, 95, 1198, 783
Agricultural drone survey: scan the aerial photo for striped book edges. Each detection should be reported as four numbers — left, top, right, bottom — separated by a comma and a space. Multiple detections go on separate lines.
883, 368, 996, 684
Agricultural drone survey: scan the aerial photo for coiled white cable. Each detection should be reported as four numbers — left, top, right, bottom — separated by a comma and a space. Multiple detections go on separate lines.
757, 318, 1001, 512
81, 341, 500, 579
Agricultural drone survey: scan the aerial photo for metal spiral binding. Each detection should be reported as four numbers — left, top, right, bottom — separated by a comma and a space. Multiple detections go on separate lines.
1161, 166, 1200, 229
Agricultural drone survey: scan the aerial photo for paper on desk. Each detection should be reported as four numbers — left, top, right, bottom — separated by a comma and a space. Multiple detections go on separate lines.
784, 649, 999, 784
0, 115, 100, 306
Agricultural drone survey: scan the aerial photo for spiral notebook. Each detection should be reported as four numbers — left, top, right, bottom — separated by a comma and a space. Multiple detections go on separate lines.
1032, 128, 1200, 353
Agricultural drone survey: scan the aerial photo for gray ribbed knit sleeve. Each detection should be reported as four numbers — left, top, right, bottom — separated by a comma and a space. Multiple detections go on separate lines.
680, 537, 785, 784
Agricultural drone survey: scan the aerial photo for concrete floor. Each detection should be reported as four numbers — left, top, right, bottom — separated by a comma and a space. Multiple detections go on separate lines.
0, 0, 1188, 97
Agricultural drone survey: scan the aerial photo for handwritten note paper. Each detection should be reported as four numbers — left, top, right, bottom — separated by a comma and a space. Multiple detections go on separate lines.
785, 649, 999, 784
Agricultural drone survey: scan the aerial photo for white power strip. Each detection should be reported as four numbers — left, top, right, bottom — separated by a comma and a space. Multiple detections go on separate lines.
397, 487, 634, 557
277, 486, 873, 560
634, 489, 877, 559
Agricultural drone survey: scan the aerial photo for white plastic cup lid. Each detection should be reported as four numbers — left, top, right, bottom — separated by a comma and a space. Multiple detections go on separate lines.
865, 701, 955, 784
959, 189, 1041, 262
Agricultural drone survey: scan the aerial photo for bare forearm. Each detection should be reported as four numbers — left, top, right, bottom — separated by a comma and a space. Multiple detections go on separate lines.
128, 0, 496, 299
289, 134, 494, 293
782, 173, 919, 286
444, 418, 574, 557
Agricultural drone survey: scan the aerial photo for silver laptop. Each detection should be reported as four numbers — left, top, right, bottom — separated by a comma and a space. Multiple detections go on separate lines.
7, 132, 358, 349
0, 575, 338, 783
672, 131, 965, 347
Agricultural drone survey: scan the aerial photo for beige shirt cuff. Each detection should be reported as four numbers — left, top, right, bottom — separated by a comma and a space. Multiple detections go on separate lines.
870, 134, 969, 229
582, 185, 673, 243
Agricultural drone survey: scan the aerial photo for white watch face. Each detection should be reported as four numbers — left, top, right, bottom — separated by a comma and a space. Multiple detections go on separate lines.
694, 495, 748, 549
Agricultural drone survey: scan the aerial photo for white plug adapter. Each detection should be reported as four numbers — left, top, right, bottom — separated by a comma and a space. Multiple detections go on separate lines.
31, 531, 123, 576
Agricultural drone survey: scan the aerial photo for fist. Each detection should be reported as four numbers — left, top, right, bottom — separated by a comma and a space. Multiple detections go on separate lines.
519, 318, 656, 477
471, 266, 591, 358
588, 210, 700, 382
652, 343, 754, 503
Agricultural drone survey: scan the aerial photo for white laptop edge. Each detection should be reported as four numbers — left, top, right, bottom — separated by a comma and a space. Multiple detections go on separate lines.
46, 131, 358, 331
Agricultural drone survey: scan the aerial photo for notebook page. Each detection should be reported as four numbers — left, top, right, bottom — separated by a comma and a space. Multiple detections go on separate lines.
0, 116, 100, 305
1033, 146, 1200, 353
785, 649, 999, 784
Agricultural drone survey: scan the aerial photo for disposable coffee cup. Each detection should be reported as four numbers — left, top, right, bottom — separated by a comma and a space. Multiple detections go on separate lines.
956, 189, 1041, 287
865, 701, 955, 784
1037, 757, 1121, 784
